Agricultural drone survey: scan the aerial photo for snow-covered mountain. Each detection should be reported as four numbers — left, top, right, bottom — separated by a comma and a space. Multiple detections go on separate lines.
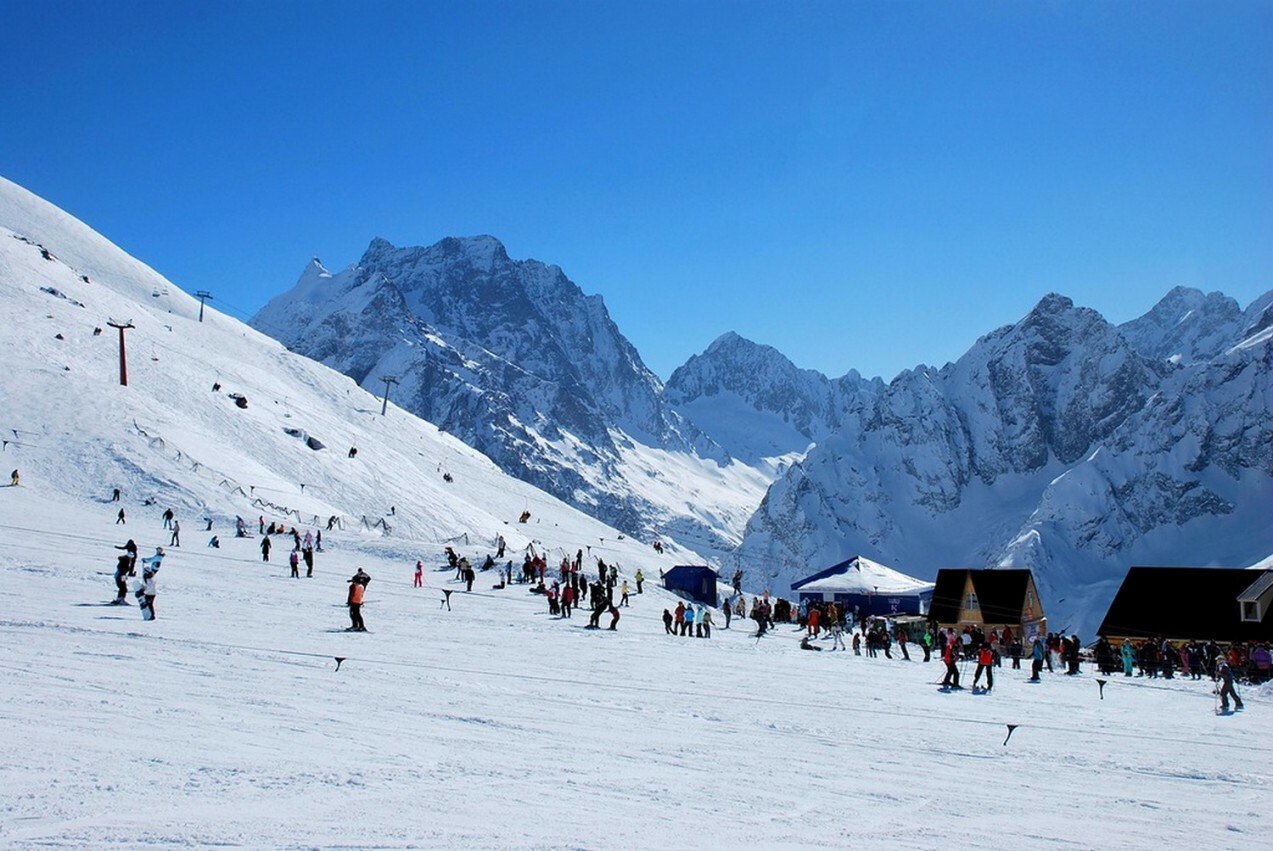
736, 290, 1273, 635
664, 331, 883, 476
253, 237, 774, 557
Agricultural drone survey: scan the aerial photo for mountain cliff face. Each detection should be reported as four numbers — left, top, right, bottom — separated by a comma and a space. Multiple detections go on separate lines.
664, 332, 883, 474
253, 236, 760, 551
735, 289, 1273, 635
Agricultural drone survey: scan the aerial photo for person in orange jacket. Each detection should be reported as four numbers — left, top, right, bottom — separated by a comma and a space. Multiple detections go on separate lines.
347, 569, 370, 631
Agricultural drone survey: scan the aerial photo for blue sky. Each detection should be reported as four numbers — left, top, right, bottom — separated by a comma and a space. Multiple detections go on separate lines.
3, 1, 1270, 381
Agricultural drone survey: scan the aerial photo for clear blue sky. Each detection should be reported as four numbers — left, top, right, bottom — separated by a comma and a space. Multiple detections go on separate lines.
3, 1, 1270, 381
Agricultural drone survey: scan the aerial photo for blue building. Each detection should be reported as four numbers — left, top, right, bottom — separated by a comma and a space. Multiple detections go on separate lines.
663, 565, 719, 607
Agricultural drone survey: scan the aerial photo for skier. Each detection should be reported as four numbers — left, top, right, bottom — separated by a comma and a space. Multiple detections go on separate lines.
1216, 659, 1244, 712
941, 635, 962, 689
169, 519, 180, 547
635, 569, 644, 593
346, 576, 366, 632
116, 508, 126, 525
722, 599, 731, 629
620, 580, 630, 607
607, 604, 620, 630
1121, 639, 1135, 677
111, 487, 120, 502
289, 549, 300, 578
829, 619, 846, 651
414, 560, 423, 588
302, 539, 314, 577
260, 535, 271, 562
1030, 637, 1045, 682
496, 535, 506, 559
9, 469, 18, 486
973, 643, 994, 691
162, 507, 174, 529
701, 608, 713, 638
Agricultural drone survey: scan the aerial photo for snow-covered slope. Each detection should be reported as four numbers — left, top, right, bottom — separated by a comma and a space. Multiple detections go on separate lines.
0, 174, 692, 580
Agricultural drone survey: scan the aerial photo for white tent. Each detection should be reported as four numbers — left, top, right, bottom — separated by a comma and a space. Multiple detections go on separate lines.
792, 556, 934, 615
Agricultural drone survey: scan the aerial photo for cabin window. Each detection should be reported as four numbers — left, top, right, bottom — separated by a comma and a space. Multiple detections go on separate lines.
965, 592, 979, 612
1242, 600, 1261, 622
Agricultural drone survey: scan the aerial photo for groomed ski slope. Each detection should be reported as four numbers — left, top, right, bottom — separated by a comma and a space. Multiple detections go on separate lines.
1, 490, 1270, 849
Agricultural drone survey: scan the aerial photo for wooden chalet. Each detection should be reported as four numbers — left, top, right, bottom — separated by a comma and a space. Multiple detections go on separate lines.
1096, 567, 1273, 643
929, 569, 1047, 641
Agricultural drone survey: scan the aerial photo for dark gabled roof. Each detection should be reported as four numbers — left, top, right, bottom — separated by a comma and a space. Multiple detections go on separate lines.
1097, 567, 1273, 642
664, 564, 716, 579
929, 569, 1035, 624
928, 570, 967, 624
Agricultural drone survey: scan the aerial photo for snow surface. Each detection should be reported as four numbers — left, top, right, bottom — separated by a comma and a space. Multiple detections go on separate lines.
2, 175, 1272, 848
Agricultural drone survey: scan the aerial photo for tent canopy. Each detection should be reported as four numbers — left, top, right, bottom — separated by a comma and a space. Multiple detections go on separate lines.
792, 556, 934, 596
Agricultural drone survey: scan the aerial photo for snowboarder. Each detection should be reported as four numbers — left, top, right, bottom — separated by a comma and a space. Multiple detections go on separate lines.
800, 636, 822, 651
1121, 639, 1135, 677
289, 549, 300, 578
116, 508, 126, 525
162, 507, 174, 529
9, 469, 18, 486
208, 535, 220, 549
414, 560, 423, 588
662, 609, 674, 634
114, 539, 138, 575
139, 546, 165, 576
608, 604, 620, 630
722, 599, 731, 629
112, 554, 131, 603
137, 569, 157, 620
635, 569, 644, 593
496, 535, 506, 558
260, 535, 271, 562
111, 487, 120, 502
620, 580, 630, 607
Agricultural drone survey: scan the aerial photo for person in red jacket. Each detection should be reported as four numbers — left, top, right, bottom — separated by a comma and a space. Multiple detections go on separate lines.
941, 633, 962, 689
973, 642, 994, 691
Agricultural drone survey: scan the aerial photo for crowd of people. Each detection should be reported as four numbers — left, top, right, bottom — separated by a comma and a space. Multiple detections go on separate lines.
93, 493, 1264, 713
1092, 635, 1271, 685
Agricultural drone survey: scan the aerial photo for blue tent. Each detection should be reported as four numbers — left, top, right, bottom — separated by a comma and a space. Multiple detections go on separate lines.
663, 565, 718, 606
